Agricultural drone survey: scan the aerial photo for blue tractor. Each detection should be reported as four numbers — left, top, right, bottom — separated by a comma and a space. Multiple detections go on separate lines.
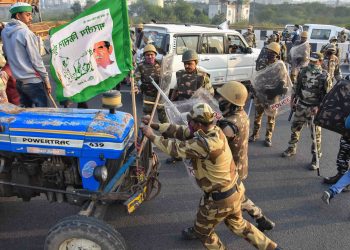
0, 102, 160, 249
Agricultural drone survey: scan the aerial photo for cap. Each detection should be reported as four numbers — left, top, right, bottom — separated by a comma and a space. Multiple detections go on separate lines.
248, 25, 253, 30
10, 2, 32, 14
187, 103, 215, 124
310, 52, 323, 62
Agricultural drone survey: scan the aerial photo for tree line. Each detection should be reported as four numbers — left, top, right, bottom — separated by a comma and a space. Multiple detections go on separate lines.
40, 0, 350, 29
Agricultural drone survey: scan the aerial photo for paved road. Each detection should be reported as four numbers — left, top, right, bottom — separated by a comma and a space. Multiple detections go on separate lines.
0, 58, 349, 250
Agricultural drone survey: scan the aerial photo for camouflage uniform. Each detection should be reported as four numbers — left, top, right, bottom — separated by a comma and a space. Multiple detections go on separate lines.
337, 33, 348, 43
285, 65, 332, 161
335, 136, 350, 175
279, 42, 288, 62
243, 31, 256, 48
322, 54, 341, 85
320, 43, 340, 58
135, 60, 168, 123
256, 47, 269, 71
251, 53, 279, 144
290, 41, 311, 84
172, 68, 214, 101
221, 108, 264, 220
149, 113, 277, 249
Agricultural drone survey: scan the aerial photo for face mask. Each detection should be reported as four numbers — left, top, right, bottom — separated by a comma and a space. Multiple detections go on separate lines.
219, 100, 229, 112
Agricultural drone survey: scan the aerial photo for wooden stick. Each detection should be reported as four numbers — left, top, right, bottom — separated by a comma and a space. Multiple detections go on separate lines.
48, 93, 58, 108
138, 91, 161, 157
130, 70, 139, 158
143, 100, 164, 106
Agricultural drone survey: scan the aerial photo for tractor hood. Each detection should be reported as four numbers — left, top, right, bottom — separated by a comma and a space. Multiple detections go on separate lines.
0, 103, 134, 159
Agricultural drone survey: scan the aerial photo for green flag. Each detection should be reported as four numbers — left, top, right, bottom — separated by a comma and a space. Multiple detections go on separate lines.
49, 0, 132, 103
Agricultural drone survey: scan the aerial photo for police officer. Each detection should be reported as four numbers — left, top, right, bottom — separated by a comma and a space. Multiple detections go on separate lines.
135, 44, 168, 123
320, 36, 340, 58
282, 52, 332, 170
141, 103, 280, 250
289, 31, 310, 84
170, 50, 214, 101
216, 81, 275, 232
322, 44, 342, 85
276, 32, 288, 62
324, 135, 350, 184
337, 30, 348, 43
168, 50, 213, 163
243, 25, 257, 48
250, 42, 281, 147
135, 23, 144, 48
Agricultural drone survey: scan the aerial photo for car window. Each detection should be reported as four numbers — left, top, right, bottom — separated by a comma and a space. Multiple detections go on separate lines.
176, 35, 199, 54
202, 35, 224, 54
140, 31, 168, 55
227, 35, 245, 54
310, 29, 331, 40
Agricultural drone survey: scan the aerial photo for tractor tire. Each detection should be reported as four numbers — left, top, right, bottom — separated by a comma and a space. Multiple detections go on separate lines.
44, 215, 127, 250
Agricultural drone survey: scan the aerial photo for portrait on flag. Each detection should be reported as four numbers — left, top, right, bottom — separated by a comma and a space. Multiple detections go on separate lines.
50, 0, 132, 103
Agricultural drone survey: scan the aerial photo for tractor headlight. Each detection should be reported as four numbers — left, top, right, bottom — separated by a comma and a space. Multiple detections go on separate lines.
93, 166, 108, 183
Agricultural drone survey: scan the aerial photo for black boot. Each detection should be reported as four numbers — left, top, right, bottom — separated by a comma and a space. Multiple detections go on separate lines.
181, 227, 198, 240
256, 215, 275, 232
323, 173, 343, 184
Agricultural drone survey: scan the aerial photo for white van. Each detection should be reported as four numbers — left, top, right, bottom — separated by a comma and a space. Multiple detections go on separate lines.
137, 24, 261, 90
303, 24, 349, 43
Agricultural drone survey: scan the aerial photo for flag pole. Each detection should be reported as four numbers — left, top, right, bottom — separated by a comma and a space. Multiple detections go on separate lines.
130, 69, 139, 156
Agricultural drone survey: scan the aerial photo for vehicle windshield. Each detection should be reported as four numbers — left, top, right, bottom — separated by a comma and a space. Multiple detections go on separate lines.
310, 29, 331, 40
140, 30, 168, 55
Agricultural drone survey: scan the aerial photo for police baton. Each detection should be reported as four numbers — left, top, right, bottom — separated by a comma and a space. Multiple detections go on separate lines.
247, 95, 254, 117
311, 115, 320, 176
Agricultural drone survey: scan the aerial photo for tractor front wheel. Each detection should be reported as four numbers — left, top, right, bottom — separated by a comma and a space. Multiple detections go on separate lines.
44, 215, 127, 250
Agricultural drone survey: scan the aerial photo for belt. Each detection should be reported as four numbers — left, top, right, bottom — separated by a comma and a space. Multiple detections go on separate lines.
298, 100, 318, 107
204, 179, 241, 201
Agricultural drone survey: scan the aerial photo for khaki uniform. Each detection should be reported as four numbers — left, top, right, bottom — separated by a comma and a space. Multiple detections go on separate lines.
252, 57, 279, 142
287, 65, 332, 157
322, 54, 341, 85
151, 123, 277, 250
279, 42, 288, 62
252, 99, 277, 141
243, 31, 257, 48
320, 43, 340, 58
172, 68, 213, 101
135, 60, 168, 123
222, 108, 263, 219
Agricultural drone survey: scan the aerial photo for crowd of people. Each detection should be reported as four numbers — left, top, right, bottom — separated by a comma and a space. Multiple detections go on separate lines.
136, 23, 349, 250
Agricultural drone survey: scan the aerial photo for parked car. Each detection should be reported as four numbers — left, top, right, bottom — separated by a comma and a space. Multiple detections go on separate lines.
136, 24, 261, 91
